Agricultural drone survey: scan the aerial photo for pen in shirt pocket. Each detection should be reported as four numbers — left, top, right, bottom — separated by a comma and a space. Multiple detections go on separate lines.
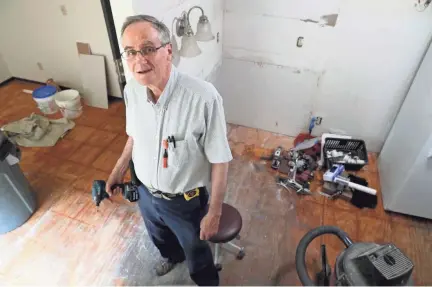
168, 136, 176, 148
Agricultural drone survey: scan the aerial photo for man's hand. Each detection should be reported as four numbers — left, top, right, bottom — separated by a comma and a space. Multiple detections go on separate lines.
200, 210, 221, 240
106, 169, 125, 197
200, 162, 228, 240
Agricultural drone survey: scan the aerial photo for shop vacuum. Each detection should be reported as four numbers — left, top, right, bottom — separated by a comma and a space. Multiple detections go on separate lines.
296, 226, 414, 286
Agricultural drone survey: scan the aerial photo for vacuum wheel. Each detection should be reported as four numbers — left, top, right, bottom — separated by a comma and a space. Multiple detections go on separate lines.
215, 263, 222, 271
236, 248, 245, 260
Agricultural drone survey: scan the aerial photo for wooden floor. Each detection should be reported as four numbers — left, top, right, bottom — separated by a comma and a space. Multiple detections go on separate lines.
0, 79, 431, 285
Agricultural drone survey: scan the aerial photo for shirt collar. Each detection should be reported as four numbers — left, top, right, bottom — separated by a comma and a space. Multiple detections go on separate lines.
146, 65, 178, 109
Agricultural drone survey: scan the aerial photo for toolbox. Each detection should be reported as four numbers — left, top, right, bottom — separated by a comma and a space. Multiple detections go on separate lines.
323, 138, 368, 171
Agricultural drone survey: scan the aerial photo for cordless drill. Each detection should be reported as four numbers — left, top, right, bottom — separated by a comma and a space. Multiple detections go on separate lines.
92, 160, 141, 207
92, 180, 139, 207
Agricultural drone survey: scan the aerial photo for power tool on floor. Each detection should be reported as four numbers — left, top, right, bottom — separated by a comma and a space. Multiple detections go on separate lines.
296, 226, 414, 286
92, 160, 140, 208
276, 149, 319, 195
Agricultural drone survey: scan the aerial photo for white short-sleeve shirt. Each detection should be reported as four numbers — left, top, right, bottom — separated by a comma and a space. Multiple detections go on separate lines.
124, 65, 233, 194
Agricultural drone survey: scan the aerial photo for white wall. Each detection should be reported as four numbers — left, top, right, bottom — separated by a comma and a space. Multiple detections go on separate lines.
0, 53, 11, 83
0, 0, 122, 98
110, 0, 224, 84
217, 0, 432, 152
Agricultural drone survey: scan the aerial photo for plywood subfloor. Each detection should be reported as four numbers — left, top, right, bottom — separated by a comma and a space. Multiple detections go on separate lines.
0, 80, 431, 285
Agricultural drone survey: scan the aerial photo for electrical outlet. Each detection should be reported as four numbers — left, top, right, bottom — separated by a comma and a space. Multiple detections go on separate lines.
217, 32, 220, 43
60, 5, 67, 16
297, 36, 304, 48
37, 62, 44, 70
315, 117, 322, 125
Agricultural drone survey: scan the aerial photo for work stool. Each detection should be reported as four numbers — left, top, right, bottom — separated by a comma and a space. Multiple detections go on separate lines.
209, 203, 245, 271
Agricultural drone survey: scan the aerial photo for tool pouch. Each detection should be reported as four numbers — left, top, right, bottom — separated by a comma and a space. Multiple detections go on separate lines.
129, 160, 142, 186
184, 188, 200, 201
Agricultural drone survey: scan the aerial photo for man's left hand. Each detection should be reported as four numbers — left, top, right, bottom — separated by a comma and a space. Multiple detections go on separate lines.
200, 210, 221, 240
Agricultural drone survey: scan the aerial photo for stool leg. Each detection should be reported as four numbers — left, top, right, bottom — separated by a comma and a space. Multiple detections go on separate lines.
227, 242, 242, 251
214, 243, 222, 271
227, 242, 246, 260
214, 243, 220, 264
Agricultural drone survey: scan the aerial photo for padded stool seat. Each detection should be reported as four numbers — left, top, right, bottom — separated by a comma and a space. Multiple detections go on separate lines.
209, 203, 243, 243
208, 203, 245, 271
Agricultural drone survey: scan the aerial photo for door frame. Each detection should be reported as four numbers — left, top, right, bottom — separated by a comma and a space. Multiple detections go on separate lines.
100, 0, 126, 97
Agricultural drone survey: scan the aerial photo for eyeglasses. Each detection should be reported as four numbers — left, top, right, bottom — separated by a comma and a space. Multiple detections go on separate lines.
121, 43, 170, 60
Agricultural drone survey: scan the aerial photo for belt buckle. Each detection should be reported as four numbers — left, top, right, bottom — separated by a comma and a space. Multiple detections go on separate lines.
151, 190, 172, 201
161, 194, 172, 201
150, 191, 162, 199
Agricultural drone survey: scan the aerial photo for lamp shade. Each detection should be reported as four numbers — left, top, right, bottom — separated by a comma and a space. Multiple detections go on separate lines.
195, 15, 215, 41
180, 33, 201, 58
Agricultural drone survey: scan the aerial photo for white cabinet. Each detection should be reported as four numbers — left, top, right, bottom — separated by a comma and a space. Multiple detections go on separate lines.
378, 40, 432, 219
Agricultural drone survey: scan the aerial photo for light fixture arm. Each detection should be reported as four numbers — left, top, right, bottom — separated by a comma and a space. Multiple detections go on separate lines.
176, 6, 207, 37
186, 5, 205, 25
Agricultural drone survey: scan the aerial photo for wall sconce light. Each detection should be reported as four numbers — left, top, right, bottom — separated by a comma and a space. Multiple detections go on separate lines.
175, 6, 215, 58
171, 18, 181, 66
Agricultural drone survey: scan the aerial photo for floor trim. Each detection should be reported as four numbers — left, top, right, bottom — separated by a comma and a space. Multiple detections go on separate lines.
0, 77, 121, 102
7, 77, 71, 91
0, 77, 15, 88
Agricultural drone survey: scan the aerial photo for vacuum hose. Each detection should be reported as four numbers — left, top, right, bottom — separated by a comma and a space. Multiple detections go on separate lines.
295, 226, 354, 286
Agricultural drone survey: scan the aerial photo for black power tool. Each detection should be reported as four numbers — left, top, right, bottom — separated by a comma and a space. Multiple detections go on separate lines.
296, 226, 414, 286
92, 160, 141, 207
92, 180, 139, 207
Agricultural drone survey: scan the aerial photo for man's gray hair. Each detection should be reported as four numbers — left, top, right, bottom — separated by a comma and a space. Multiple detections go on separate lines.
121, 15, 171, 44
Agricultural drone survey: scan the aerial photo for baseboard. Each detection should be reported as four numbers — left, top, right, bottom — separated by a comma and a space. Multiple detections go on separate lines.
108, 95, 123, 102
1, 77, 120, 103
10, 77, 71, 91
0, 77, 15, 88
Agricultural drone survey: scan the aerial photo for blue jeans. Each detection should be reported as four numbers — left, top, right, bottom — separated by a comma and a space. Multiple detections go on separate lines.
137, 185, 219, 286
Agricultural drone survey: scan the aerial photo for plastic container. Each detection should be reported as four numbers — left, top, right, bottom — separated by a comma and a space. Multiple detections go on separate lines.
60, 106, 83, 119
323, 138, 368, 171
54, 89, 83, 119
0, 131, 37, 234
32, 85, 58, 114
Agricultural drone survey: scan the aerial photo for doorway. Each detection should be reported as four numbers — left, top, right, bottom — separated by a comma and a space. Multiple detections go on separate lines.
100, 0, 126, 97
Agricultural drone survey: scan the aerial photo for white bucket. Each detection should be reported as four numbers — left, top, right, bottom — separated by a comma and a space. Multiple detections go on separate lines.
54, 90, 82, 119
60, 106, 83, 119
33, 96, 58, 114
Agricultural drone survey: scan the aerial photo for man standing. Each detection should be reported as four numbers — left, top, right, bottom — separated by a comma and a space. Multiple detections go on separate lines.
106, 15, 232, 286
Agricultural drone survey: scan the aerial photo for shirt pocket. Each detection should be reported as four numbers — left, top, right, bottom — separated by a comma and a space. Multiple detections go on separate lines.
168, 139, 189, 168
